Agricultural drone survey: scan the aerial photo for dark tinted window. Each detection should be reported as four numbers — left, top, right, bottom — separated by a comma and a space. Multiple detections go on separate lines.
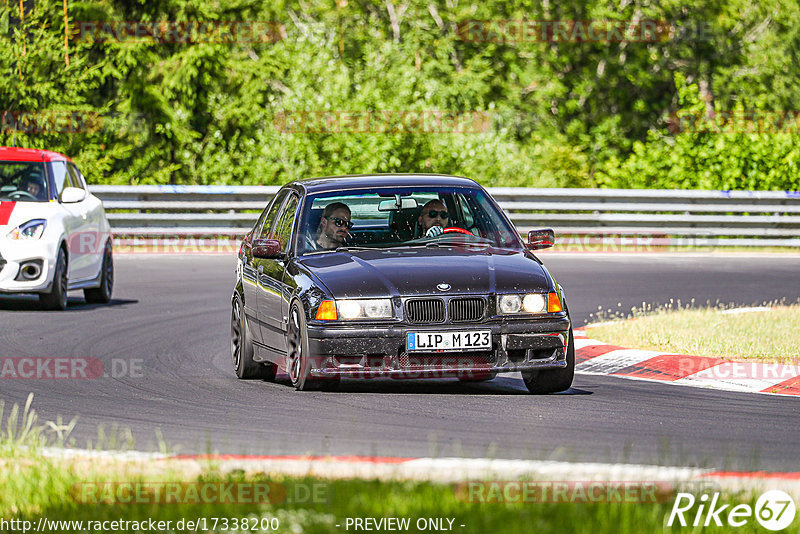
256, 189, 288, 239
273, 195, 299, 252
0, 161, 49, 202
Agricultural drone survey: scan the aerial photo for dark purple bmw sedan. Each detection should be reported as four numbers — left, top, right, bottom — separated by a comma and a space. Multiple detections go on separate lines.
232, 174, 573, 393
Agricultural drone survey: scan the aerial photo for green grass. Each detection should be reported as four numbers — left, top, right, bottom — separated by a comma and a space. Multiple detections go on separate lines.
2, 396, 792, 533
587, 302, 800, 364
2, 457, 778, 534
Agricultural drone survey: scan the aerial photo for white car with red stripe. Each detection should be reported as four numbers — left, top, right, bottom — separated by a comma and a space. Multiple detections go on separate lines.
0, 147, 113, 310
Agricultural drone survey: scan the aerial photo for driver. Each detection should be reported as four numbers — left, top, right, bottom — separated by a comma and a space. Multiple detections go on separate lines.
20, 172, 47, 201
311, 202, 352, 250
418, 200, 450, 237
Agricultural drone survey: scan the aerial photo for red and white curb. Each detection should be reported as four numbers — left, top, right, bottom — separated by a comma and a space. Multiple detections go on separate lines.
574, 325, 800, 396
39, 448, 800, 497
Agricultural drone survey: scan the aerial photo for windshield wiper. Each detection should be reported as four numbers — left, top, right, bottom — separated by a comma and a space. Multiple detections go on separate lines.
376, 243, 431, 249
376, 242, 489, 250
334, 246, 374, 252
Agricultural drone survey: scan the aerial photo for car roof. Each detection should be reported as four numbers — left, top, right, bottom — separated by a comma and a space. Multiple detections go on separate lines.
291, 174, 481, 194
0, 147, 72, 163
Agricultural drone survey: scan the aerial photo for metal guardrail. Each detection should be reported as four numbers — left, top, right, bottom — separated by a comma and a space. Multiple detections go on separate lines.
89, 185, 800, 247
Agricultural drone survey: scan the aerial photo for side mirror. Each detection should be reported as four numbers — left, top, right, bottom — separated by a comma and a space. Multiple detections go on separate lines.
60, 187, 87, 203
252, 238, 283, 259
527, 229, 555, 250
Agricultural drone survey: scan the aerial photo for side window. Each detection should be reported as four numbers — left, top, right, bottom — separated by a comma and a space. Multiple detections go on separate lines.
51, 162, 69, 196
454, 193, 475, 228
273, 195, 299, 252
67, 164, 86, 190
256, 189, 288, 239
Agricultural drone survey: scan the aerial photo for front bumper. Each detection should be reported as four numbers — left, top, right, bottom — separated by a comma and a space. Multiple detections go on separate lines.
0, 238, 57, 293
305, 316, 571, 378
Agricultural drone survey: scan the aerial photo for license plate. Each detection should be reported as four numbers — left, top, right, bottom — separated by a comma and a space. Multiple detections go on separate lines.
406, 331, 491, 351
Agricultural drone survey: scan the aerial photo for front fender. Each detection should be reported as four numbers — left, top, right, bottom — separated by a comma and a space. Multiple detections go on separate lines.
285, 260, 334, 322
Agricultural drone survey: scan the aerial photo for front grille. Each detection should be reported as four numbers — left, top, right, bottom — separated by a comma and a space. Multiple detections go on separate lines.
405, 298, 445, 324
449, 297, 485, 322
399, 353, 492, 368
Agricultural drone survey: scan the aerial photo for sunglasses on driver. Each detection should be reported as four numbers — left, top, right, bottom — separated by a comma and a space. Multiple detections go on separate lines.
325, 216, 354, 229
424, 210, 450, 219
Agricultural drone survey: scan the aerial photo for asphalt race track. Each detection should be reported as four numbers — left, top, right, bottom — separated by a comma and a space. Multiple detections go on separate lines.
1, 253, 798, 470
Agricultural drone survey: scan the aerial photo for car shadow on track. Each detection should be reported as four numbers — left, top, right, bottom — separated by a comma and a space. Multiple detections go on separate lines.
0, 295, 139, 312
272, 374, 593, 396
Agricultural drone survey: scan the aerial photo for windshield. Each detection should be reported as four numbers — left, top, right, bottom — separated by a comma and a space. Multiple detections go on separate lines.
298, 186, 522, 254
0, 161, 50, 202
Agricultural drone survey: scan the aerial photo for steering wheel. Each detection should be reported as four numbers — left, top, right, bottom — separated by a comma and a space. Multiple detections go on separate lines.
8, 191, 38, 201
442, 227, 473, 235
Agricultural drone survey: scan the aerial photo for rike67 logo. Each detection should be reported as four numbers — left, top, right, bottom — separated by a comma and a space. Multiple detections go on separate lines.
667, 490, 796, 531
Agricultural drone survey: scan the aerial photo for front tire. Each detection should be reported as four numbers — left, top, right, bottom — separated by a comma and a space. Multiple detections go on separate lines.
40, 248, 68, 311
286, 302, 335, 391
523, 328, 575, 394
84, 241, 114, 304
231, 294, 276, 380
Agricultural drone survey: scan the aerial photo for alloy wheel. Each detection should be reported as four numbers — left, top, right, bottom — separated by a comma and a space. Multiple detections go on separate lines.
231, 298, 243, 370
287, 307, 302, 384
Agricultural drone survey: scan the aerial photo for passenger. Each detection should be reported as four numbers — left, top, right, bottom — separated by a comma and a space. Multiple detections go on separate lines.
312, 202, 352, 250
418, 200, 450, 237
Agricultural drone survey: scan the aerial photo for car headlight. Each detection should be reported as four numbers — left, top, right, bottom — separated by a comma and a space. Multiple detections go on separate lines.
499, 292, 561, 314
498, 294, 522, 314
316, 299, 393, 320
7, 219, 46, 240
522, 293, 547, 313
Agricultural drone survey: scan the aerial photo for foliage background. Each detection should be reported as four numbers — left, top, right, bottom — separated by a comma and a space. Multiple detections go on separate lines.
1, 0, 799, 189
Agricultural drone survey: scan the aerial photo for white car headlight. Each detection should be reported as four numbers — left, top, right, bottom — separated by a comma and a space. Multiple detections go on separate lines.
522, 293, 547, 313
498, 294, 522, 314
500, 293, 549, 314
7, 219, 46, 240
336, 299, 393, 320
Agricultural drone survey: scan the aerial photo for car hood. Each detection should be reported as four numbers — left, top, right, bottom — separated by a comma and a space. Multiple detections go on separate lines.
0, 200, 60, 232
298, 247, 551, 298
